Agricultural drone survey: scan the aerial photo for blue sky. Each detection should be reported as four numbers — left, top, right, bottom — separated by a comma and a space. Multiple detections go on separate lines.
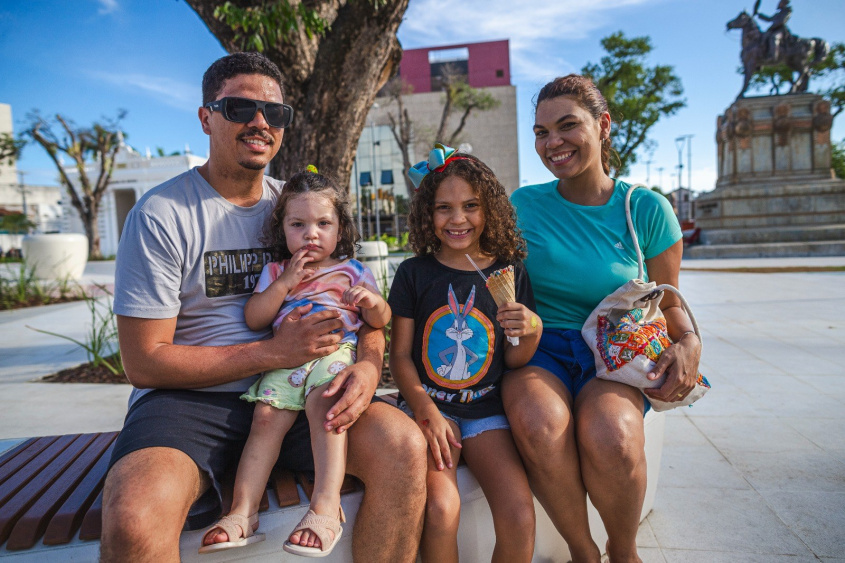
2, 0, 844, 192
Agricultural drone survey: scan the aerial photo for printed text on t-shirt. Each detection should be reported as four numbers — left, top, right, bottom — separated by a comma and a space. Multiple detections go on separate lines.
204, 248, 272, 297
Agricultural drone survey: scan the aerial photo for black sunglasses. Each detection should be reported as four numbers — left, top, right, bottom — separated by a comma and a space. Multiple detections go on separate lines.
204, 97, 294, 129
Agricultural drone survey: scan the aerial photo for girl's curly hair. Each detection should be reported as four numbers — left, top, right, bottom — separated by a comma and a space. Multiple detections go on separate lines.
263, 170, 359, 261
408, 154, 526, 261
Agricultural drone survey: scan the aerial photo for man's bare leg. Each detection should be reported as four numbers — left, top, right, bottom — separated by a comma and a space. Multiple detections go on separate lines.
345, 401, 427, 563
101, 447, 206, 563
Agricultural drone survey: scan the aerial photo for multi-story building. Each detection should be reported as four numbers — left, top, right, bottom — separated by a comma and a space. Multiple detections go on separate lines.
351, 40, 519, 238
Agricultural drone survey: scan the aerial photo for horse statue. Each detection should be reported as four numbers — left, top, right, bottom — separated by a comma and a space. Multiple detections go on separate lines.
727, 9, 829, 99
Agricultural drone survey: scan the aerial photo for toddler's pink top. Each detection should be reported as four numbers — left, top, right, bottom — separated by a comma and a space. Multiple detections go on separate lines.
254, 258, 378, 345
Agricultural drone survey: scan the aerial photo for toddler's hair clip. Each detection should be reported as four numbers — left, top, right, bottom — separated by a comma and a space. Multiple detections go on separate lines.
306, 164, 319, 173
408, 143, 468, 189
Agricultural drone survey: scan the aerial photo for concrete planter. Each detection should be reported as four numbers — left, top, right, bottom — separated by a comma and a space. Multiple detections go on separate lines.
21, 234, 89, 281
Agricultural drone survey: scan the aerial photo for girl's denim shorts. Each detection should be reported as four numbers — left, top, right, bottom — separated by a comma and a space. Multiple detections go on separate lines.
397, 401, 510, 440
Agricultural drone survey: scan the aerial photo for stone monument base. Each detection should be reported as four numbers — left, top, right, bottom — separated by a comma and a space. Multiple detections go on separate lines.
690, 93, 845, 258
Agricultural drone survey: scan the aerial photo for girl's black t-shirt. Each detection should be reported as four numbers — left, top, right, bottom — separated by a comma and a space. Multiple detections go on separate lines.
388, 255, 535, 419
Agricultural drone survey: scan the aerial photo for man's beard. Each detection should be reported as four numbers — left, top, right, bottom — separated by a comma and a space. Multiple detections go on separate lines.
239, 159, 268, 171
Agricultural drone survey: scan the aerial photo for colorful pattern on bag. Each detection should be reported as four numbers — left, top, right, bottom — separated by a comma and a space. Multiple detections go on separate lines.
596, 309, 672, 371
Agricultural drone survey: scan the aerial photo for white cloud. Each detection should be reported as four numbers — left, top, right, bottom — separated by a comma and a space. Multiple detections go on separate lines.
399, 0, 656, 82
96, 0, 118, 15
86, 71, 200, 112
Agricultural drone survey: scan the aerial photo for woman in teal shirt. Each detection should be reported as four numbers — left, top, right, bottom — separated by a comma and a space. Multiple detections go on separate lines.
506, 75, 702, 562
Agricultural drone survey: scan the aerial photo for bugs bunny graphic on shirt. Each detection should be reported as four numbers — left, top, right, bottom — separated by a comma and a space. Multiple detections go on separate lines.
436, 284, 479, 381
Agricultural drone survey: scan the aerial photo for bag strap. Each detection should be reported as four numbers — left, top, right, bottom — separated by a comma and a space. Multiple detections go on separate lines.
623, 183, 648, 280
624, 184, 703, 348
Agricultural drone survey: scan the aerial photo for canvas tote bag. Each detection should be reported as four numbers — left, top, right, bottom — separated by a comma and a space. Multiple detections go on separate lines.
581, 184, 710, 412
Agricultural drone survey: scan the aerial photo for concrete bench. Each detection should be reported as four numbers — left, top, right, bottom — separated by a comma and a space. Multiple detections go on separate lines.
0, 396, 665, 561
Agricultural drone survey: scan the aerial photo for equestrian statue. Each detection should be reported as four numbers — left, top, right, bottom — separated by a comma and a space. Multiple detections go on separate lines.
727, 0, 829, 99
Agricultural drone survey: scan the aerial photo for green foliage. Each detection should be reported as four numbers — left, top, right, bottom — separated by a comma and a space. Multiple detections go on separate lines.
28, 284, 123, 376
743, 42, 845, 117
813, 42, 845, 117
0, 213, 36, 234
582, 32, 686, 176
832, 139, 845, 179
0, 259, 83, 309
0, 133, 25, 166
368, 231, 409, 252
745, 63, 795, 95
213, 0, 327, 52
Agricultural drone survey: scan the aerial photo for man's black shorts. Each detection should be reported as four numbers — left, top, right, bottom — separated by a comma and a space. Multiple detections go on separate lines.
108, 389, 314, 530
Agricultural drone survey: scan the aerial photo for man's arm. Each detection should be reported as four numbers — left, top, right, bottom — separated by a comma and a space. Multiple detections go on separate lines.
118, 305, 344, 389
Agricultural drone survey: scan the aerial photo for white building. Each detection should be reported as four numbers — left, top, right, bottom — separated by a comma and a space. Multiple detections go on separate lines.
0, 103, 63, 251
62, 141, 206, 257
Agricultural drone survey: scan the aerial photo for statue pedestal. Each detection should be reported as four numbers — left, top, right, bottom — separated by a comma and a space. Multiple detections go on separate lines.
689, 94, 845, 258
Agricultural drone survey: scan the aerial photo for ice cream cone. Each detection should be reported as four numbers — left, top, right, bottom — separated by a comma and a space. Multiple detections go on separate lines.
486, 266, 519, 346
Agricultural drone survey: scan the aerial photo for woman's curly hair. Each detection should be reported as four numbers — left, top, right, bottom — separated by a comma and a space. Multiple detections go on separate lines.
263, 170, 359, 261
408, 154, 526, 261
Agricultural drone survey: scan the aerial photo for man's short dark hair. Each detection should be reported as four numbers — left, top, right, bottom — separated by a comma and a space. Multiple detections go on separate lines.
202, 52, 285, 105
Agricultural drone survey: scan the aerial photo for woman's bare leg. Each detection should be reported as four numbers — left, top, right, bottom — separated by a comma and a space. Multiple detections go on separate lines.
462, 429, 535, 563
502, 366, 600, 563
204, 402, 298, 546
575, 378, 647, 563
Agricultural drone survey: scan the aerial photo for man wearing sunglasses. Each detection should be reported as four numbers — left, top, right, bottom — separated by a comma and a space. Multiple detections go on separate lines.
101, 52, 426, 562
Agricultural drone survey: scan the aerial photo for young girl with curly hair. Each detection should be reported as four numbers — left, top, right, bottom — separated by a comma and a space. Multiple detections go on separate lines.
200, 169, 390, 558
388, 145, 542, 563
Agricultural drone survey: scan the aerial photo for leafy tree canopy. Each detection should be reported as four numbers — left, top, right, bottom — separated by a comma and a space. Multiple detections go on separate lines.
582, 32, 685, 176
0, 133, 25, 167
832, 138, 845, 179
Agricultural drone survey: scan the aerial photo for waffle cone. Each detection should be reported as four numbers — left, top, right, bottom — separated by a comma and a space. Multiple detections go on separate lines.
486, 269, 515, 306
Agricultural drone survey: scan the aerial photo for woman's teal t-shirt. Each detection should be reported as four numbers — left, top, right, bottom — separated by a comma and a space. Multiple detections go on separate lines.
510, 179, 682, 330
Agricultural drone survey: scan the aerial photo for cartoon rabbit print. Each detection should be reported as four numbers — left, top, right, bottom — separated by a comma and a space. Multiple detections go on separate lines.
436, 284, 479, 381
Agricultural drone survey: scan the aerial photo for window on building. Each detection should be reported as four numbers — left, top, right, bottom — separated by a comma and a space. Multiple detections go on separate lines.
429, 47, 469, 92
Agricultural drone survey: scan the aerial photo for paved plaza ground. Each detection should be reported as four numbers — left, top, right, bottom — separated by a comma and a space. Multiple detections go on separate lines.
1, 258, 843, 561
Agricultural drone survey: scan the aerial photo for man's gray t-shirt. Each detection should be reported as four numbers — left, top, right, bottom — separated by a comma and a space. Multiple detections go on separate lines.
114, 167, 283, 404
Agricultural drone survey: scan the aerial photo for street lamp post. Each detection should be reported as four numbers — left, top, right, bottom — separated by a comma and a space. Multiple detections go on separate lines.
675, 134, 694, 222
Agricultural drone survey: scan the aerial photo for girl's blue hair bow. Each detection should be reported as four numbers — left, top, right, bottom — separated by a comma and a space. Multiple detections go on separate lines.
408, 143, 467, 189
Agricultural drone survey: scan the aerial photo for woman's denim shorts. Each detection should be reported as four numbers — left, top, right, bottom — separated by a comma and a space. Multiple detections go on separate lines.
526, 327, 650, 414
398, 402, 510, 440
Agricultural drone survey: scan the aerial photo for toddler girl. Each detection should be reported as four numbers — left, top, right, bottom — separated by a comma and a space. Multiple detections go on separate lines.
200, 168, 390, 557
388, 145, 542, 563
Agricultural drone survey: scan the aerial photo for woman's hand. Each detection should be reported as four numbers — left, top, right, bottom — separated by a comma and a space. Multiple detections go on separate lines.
415, 404, 462, 471
496, 302, 542, 340
644, 332, 702, 402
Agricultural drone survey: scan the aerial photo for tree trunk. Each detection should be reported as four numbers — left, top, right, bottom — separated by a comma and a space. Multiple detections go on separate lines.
186, 0, 409, 187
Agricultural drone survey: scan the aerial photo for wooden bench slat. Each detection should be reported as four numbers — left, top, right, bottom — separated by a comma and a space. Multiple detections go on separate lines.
270, 467, 301, 507
7, 433, 116, 550
78, 490, 103, 541
0, 434, 93, 544
295, 472, 314, 501
0, 439, 38, 472
0, 437, 59, 487
43, 436, 116, 546
0, 435, 76, 508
